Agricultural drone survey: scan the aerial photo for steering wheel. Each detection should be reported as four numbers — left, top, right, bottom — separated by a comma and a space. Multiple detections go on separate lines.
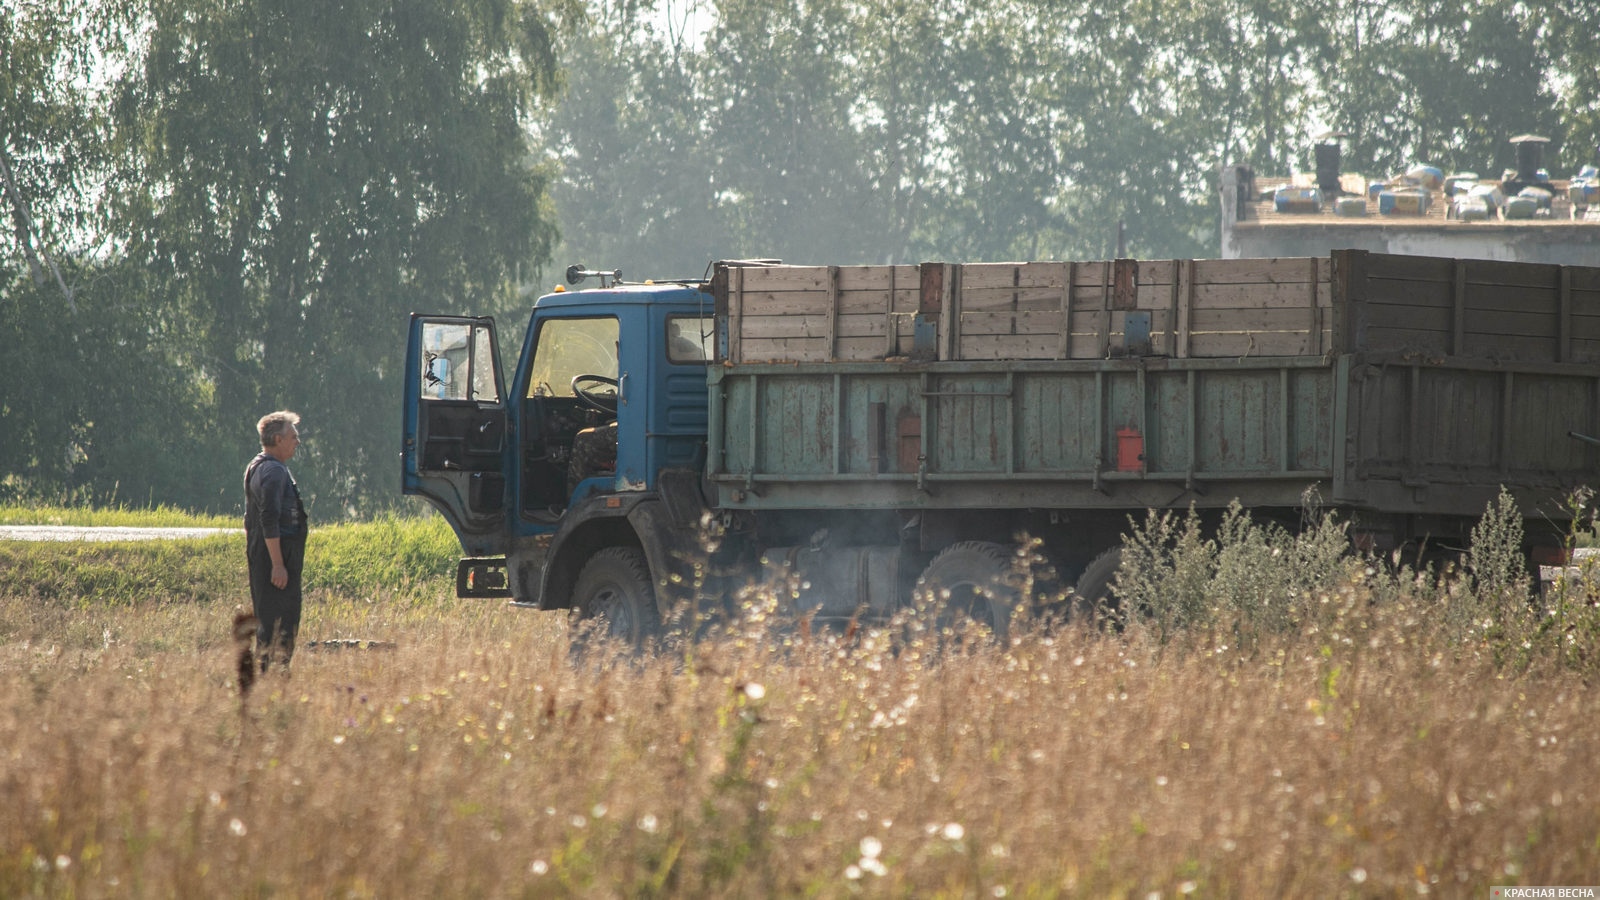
571, 374, 619, 414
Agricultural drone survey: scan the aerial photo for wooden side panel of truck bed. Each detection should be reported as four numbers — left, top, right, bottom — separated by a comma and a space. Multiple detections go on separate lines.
708, 252, 1600, 518
716, 251, 1600, 365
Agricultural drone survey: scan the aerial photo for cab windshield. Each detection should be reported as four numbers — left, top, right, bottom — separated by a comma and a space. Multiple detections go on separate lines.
527, 317, 619, 398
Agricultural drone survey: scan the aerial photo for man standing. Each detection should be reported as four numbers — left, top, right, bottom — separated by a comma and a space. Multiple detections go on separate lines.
245, 410, 308, 671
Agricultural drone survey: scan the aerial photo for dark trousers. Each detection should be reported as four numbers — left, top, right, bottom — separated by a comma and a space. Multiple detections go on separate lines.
247, 530, 306, 670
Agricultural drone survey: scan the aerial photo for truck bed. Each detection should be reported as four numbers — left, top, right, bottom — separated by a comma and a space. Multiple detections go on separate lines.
708, 251, 1600, 519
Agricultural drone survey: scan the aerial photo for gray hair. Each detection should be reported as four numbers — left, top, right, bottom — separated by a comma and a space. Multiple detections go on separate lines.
257, 410, 302, 448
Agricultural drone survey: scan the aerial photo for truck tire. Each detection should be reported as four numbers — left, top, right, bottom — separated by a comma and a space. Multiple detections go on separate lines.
1072, 547, 1122, 625
912, 541, 1020, 642
571, 547, 661, 651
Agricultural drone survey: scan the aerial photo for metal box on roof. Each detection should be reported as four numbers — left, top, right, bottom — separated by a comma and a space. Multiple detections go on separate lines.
1378, 190, 1429, 215
1273, 186, 1323, 214
1504, 195, 1539, 219
1333, 196, 1367, 216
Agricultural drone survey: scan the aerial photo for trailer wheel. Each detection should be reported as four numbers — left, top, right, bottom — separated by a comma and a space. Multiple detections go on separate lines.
1072, 547, 1123, 626
912, 541, 1021, 642
571, 547, 661, 651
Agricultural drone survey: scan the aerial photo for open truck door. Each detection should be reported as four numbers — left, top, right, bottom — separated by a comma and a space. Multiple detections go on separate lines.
403, 315, 511, 594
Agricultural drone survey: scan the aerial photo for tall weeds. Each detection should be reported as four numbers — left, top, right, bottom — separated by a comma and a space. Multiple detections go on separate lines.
2, 501, 1598, 896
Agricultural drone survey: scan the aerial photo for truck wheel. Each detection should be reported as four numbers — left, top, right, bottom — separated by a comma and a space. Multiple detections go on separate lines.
1072, 547, 1123, 626
571, 547, 661, 651
912, 541, 1020, 642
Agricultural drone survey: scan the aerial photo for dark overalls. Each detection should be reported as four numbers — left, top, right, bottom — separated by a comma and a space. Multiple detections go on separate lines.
244, 453, 307, 669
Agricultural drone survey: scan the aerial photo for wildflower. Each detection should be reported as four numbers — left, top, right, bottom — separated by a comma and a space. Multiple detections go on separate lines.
860, 836, 883, 859
530, 860, 549, 875
942, 822, 965, 841
229, 819, 247, 836
638, 814, 659, 834
742, 682, 766, 700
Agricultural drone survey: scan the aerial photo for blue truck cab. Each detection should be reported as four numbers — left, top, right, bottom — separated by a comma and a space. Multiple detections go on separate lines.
402, 273, 717, 636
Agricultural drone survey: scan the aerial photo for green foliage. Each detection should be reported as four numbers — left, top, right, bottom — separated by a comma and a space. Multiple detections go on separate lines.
304, 514, 460, 594
549, 0, 1600, 279
110, 0, 574, 514
0, 514, 456, 612
7, 0, 1600, 514
1109, 487, 1600, 676
0, 262, 224, 509
3, 0, 575, 516
1115, 501, 1357, 648
0, 503, 235, 528
0, 537, 241, 610
1315, 0, 1569, 178
0, 0, 120, 266
1468, 487, 1530, 609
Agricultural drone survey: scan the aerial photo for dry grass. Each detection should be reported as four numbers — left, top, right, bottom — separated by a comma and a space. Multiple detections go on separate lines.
4, 494, 1600, 897
4, 566, 1599, 898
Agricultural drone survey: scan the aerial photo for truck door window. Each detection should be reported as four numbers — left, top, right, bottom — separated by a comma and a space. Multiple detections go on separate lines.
667, 315, 714, 364
421, 321, 500, 402
527, 317, 619, 398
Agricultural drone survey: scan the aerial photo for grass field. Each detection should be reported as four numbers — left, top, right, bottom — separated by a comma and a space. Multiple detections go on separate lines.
2, 503, 1598, 897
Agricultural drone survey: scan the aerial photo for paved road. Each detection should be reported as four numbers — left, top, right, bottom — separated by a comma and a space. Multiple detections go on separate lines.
0, 525, 241, 542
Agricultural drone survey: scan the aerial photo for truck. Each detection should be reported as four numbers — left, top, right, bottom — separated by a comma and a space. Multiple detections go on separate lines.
402, 251, 1600, 642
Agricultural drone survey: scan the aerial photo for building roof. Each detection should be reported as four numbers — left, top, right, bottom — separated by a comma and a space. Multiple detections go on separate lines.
1239, 172, 1600, 230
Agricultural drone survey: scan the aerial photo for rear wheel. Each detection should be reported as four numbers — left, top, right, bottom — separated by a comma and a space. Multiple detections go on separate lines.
912, 541, 1021, 642
571, 547, 661, 652
1072, 547, 1122, 626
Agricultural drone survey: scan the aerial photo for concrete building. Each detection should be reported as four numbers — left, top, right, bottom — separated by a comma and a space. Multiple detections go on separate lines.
1220, 137, 1600, 264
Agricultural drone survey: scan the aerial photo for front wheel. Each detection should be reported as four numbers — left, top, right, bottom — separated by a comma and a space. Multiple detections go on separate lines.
571, 547, 661, 652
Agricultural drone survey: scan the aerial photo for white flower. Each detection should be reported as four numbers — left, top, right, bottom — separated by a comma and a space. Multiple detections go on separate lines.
942, 822, 965, 841
742, 682, 766, 700
860, 836, 883, 859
